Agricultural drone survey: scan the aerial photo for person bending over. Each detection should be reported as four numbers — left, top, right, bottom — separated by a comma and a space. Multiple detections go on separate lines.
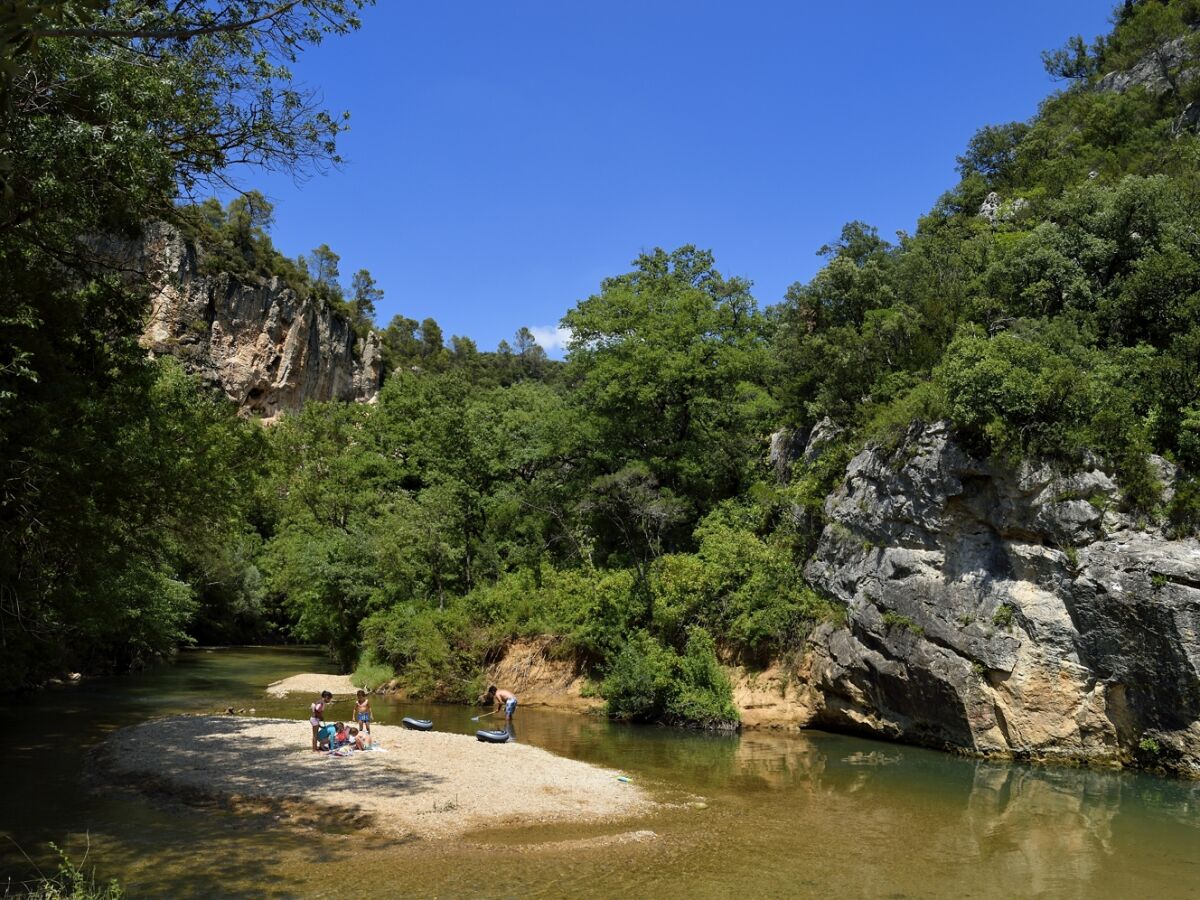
483, 685, 517, 725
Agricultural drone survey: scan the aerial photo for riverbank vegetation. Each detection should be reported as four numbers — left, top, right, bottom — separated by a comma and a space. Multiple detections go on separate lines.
3, 2, 1200, 729
5, 845, 122, 900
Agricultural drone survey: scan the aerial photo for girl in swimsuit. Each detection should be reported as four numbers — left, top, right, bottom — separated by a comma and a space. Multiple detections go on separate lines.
310, 690, 333, 751
354, 690, 372, 735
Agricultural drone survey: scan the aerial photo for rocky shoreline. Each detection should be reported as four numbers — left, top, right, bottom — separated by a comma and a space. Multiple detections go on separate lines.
797, 422, 1200, 778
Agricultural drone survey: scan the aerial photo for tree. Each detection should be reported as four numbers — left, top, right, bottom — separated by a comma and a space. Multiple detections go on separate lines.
514, 326, 548, 379
1, 2, 369, 200
350, 268, 383, 329
451, 335, 478, 360
305, 243, 342, 301
419, 317, 444, 356
563, 246, 775, 550
956, 122, 1031, 187
1042, 35, 1098, 82
382, 314, 421, 368
0, 1, 367, 686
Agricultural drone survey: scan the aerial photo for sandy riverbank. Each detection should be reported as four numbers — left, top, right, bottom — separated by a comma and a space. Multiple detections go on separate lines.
101, 716, 653, 840
265, 673, 357, 697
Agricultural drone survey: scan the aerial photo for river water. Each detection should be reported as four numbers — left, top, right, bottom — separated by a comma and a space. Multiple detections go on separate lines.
2, 647, 1198, 898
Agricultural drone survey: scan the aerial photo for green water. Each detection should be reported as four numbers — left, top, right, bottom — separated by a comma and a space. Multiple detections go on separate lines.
2, 647, 1198, 898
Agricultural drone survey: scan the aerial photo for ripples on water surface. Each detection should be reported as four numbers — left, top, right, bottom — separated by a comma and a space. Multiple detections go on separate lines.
1, 647, 1197, 898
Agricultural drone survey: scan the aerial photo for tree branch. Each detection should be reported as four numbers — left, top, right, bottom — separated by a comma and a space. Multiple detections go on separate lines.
25, 1, 303, 42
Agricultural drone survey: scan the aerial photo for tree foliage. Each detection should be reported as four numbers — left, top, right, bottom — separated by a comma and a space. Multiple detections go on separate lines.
0, 1, 366, 686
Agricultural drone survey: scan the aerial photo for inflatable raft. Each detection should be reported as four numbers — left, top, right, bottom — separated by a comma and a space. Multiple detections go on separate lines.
402, 717, 434, 731
475, 729, 510, 743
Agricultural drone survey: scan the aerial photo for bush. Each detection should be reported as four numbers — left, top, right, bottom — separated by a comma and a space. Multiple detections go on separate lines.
935, 322, 1162, 509
881, 610, 924, 636
350, 650, 395, 692
650, 500, 843, 660
601, 627, 739, 728
548, 567, 645, 663
1166, 476, 1200, 538
667, 627, 740, 728
600, 631, 675, 722
360, 603, 478, 701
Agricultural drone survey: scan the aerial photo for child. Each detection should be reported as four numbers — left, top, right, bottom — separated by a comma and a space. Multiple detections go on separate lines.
316, 721, 338, 751
353, 689, 372, 735
310, 690, 333, 751
333, 721, 349, 748
348, 726, 371, 751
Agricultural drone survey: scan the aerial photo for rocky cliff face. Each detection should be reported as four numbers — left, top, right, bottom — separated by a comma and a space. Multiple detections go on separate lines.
799, 422, 1200, 777
1096, 34, 1196, 94
127, 223, 383, 420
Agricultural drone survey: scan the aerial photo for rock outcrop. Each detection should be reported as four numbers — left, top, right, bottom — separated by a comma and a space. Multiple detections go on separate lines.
799, 422, 1200, 777
1096, 34, 1196, 94
126, 223, 383, 420
768, 417, 845, 483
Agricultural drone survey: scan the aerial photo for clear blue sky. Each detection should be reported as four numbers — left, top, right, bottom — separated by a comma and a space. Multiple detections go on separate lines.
233, 1, 1116, 355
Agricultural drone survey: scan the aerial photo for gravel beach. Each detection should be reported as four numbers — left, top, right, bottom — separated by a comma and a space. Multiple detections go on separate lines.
102, 716, 653, 839
265, 673, 357, 698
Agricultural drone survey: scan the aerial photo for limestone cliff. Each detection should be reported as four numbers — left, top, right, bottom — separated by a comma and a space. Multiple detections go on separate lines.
127, 223, 383, 420
798, 422, 1200, 777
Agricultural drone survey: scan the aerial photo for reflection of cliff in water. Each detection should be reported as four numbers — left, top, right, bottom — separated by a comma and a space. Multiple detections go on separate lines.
964, 764, 1119, 890
808, 751, 1200, 897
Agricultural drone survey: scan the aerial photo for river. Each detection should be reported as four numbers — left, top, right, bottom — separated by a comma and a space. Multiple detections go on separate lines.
1, 647, 1198, 898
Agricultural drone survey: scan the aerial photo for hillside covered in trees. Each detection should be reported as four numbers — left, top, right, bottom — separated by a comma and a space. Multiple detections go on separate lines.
2, 1, 1199, 737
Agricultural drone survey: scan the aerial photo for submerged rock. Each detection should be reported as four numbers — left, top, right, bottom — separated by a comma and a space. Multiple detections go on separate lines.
800, 422, 1200, 777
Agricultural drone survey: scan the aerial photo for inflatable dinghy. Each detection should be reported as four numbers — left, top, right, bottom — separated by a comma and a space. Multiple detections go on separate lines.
402, 717, 434, 731
476, 729, 510, 743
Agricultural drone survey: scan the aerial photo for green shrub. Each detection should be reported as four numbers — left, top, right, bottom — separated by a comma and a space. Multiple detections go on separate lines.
881, 610, 924, 636
935, 322, 1163, 510
667, 627, 740, 727
647, 500, 843, 661
601, 627, 739, 728
1166, 476, 1200, 538
549, 567, 644, 663
782, 442, 856, 558
351, 649, 395, 691
864, 380, 949, 451
992, 604, 1015, 628
360, 603, 478, 701
601, 631, 676, 723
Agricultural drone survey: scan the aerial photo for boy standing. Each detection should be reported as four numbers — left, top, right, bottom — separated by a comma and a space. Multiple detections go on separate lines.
354, 689, 372, 735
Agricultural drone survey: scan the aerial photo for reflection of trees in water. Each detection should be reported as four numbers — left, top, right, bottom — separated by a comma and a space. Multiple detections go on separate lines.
513, 714, 832, 791
1120, 769, 1200, 830
730, 733, 828, 789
